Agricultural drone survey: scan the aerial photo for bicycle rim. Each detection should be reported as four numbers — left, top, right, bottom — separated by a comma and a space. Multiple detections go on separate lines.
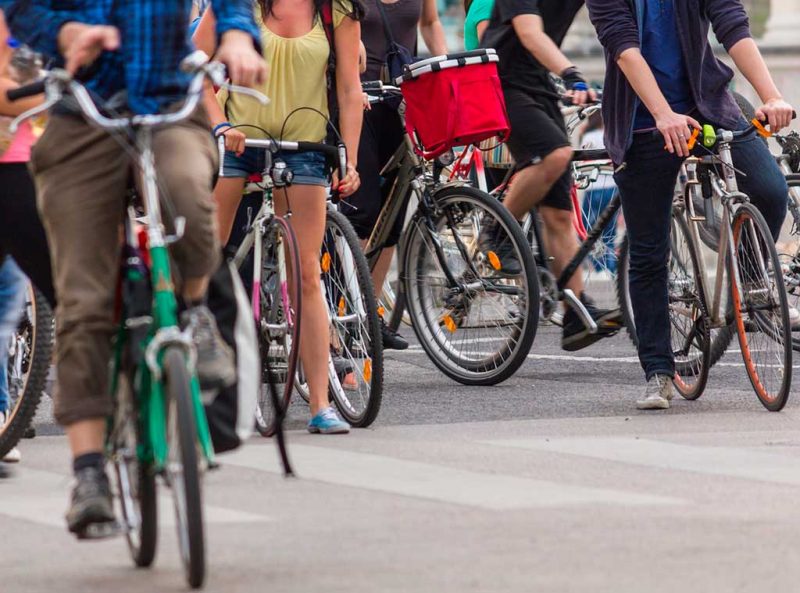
164, 348, 205, 588
404, 186, 538, 385
668, 214, 711, 399
729, 203, 792, 411
322, 210, 384, 426
255, 217, 302, 436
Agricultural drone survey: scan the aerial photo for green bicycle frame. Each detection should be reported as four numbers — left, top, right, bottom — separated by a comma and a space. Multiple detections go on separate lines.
109, 128, 214, 469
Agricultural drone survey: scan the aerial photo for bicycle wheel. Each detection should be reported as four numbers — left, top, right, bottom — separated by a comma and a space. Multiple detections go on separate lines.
0, 284, 52, 458
729, 202, 792, 411
111, 371, 157, 568
164, 347, 205, 589
382, 276, 409, 331
254, 217, 302, 437
667, 214, 711, 399
617, 233, 735, 369
322, 209, 384, 427
403, 185, 538, 385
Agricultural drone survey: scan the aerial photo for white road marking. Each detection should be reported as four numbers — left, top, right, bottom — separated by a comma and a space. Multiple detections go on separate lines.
484, 437, 800, 486
0, 468, 269, 529
224, 444, 685, 510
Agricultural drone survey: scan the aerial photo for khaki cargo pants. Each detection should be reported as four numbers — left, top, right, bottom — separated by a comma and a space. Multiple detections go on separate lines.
30, 109, 220, 426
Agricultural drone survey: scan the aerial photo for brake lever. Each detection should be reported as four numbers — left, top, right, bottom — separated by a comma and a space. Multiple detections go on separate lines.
219, 80, 270, 105
10, 91, 60, 134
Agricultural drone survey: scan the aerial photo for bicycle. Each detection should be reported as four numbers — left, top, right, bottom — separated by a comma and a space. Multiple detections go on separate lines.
10, 52, 264, 588
617, 119, 794, 408
360, 82, 539, 386
0, 280, 53, 458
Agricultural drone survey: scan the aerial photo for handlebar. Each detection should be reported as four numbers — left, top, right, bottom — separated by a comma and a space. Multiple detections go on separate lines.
8, 50, 268, 133
689, 111, 797, 150
362, 81, 402, 105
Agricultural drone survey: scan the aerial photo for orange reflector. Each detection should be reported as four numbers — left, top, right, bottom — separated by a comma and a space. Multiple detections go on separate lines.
442, 314, 456, 333
687, 128, 700, 150
751, 117, 772, 138
338, 296, 346, 316
363, 359, 372, 383
377, 306, 385, 318
487, 250, 501, 271
321, 252, 331, 273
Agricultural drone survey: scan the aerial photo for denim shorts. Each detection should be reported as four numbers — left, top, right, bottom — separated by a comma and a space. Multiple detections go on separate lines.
221, 147, 328, 187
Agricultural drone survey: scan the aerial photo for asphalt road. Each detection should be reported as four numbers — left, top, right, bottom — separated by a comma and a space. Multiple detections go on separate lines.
5, 323, 800, 592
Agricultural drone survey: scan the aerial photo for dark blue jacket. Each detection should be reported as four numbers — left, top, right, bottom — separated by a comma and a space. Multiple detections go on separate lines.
585, 0, 752, 165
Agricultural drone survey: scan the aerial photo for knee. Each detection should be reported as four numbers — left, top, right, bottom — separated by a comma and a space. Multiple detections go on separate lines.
542, 207, 573, 233
299, 255, 322, 296
628, 237, 670, 274
541, 147, 572, 182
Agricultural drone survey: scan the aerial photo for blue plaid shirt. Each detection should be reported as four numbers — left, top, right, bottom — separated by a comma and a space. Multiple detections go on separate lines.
2, 0, 260, 114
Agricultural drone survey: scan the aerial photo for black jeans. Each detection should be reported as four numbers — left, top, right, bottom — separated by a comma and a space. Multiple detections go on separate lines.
615, 121, 788, 380
0, 163, 56, 308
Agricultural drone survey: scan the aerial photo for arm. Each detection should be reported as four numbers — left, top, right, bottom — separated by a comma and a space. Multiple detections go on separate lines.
616, 48, 700, 156
0, 11, 41, 117
334, 16, 364, 196
419, 0, 447, 56
728, 38, 793, 131
476, 20, 489, 43
208, 0, 266, 87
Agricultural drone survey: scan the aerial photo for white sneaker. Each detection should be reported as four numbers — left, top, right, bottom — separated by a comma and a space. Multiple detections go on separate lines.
789, 306, 800, 331
636, 374, 674, 410
0, 412, 21, 463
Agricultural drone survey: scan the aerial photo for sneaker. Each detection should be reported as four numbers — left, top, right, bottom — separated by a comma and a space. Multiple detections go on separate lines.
331, 351, 357, 390
380, 317, 408, 350
636, 374, 674, 410
477, 218, 522, 276
307, 406, 351, 434
181, 305, 237, 402
0, 412, 20, 463
66, 466, 117, 537
789, 306, 800, 330
561, 294, 623, 351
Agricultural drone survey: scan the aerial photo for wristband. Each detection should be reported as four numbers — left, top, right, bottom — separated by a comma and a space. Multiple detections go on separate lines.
213, 122, 232, 136
560, 66, 588, 91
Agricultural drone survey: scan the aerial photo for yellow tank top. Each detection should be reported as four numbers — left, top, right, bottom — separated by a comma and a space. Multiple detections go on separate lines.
222, 1, 353, 142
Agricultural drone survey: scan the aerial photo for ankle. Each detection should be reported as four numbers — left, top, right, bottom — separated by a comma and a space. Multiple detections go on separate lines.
73, 452, 105, 475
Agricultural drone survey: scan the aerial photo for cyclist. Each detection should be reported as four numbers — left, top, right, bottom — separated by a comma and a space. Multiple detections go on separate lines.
478, 0, 621, 351
346, 0, 448, 351
193, 0, 364, 434
3, 0, 266, 537
586, 0, 793, 409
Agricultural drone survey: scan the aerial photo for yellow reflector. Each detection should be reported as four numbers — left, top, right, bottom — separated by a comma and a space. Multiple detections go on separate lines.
442, 314, 456, 333
487, 250, 501, 271
321, 252, 331, 273
363, 359, 372, 383
338, 296, 346, 316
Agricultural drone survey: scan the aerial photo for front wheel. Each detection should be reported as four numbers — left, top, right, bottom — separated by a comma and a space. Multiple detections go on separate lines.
164, 348, 205, 589
402, 185, 539, 385
729, 203, 793, 411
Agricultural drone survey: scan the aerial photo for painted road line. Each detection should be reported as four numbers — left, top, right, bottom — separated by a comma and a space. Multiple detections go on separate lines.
0, 468, 269, 529
224, 443, 685, 510
484, 437, 800, 486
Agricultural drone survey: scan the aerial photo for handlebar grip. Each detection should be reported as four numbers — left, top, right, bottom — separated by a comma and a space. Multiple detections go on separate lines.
7, 80, 46, 102
361, 81, 383, 91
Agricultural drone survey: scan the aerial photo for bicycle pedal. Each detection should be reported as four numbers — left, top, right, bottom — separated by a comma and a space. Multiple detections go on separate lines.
76, 520, 124, 541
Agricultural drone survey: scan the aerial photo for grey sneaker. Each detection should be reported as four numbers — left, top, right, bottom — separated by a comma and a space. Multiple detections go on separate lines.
182, 305, 237, 401
636, 374, 674, 410
66, 466, 117, 538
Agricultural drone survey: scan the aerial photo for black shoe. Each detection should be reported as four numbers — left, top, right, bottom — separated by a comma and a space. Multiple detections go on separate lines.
66, 466, 117, 538
477, 219, 522, 276
561, 295, 623, 352
380, 318, 408, 350
181, 305, 237, 402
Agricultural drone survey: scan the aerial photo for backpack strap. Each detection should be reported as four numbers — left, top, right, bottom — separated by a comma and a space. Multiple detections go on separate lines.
321, 0, 338, 139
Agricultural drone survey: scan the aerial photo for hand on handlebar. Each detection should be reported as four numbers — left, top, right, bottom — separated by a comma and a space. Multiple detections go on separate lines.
218, 126, 247, 156
216, 31, 267, 88
656, 110, 701, 157
334, 163, 361, 197
58, 23, 120, 74
756, 98, 794, 133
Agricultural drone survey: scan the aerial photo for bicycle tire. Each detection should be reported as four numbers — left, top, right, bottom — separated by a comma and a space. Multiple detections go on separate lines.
617, 233, 735, 369
322, 209, 384, 427
668, 214, 711, 399
0, 285, 52, 458
112, 372, 157, 568
164, 347, 205, 589
729, 203, 792, 411
254, 216, 302, 437
402, 185, 539, 385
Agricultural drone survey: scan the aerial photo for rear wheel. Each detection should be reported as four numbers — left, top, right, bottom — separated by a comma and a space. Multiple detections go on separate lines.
729, 203, 792, 411
164, 348, 205, 589
403, 186, 538, 385
0, 284, 52, 458
254, 217, 302, 437
321, 209, 384, 427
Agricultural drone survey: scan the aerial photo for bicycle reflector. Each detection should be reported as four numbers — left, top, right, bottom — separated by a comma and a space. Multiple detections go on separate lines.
702, 124, 717, 148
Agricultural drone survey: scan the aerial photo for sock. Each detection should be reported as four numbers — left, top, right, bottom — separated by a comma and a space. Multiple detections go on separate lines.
185, 297, 205, 310
73, 452, 105, 475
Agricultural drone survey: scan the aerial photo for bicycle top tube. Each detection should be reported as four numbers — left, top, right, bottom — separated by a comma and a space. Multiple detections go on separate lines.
9, 50, 268, 133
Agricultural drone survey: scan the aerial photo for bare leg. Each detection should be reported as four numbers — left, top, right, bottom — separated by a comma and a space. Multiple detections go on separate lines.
66, 420, 106, 458
540, 206, 584, 302
273, 185, 330, 415
214, 177, 247, 244
369, 245, 395, 297
502, 147, 573, 221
